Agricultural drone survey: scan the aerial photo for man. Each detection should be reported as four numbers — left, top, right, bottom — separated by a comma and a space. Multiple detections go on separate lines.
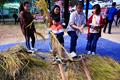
67, 1, 86, 57
13, 13, 18, 24
103, 2, 117, 34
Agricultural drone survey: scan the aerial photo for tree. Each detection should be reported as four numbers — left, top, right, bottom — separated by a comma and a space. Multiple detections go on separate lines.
85, 0, 90, 21
64, 0, 69, 28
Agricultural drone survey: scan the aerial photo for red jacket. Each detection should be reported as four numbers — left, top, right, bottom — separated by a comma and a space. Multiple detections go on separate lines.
87, 14, 105, 34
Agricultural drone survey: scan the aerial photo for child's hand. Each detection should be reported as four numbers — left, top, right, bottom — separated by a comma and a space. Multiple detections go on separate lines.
94, 26, 100, 31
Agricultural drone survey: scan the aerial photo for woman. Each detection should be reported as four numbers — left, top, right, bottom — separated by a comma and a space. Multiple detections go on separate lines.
19, 1, 37, 53
50, 5, 64, 57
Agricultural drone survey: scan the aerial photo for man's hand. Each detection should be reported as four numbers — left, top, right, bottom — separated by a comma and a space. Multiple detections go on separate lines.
79, 26, 84, 33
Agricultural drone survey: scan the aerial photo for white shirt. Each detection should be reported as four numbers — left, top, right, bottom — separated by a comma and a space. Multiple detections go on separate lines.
67, 11, 86, 32
90, 15, 101, 33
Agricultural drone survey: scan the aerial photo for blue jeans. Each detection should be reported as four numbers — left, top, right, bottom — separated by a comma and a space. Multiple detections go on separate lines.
86, 33, 99, 52
25, 30, 35, 50
68, 31, 78, 53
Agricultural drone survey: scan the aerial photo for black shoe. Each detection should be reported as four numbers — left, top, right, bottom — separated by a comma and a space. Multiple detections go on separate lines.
108, 32, 111, 34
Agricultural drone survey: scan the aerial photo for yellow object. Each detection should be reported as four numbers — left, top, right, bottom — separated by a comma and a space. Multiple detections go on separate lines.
50, 32, 70, 59
35, 0, 49, 17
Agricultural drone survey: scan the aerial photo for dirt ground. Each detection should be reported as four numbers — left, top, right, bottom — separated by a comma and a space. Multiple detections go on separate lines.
0, 22, 48, 45
101, 26, 120, 43
0, 22, 120, 45
0, 23, 23, 45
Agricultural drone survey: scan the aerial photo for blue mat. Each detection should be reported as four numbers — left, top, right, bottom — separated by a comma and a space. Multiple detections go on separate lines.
0, 34, 120, 62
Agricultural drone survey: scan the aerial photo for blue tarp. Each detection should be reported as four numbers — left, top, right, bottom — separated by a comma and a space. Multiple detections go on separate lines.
0, 34, 120, 62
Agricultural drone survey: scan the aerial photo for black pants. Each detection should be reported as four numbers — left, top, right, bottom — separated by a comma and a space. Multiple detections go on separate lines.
103, 18, 113, 34
116, 16, 120, 26
68, 31, 78, 53
25, 30, 35, 50
56, 32, 64, 44
14, 18, 17, 24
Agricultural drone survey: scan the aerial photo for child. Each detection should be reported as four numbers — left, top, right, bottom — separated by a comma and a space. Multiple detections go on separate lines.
50, 5, 64, 57
67, 1, 86, 57
86, 4, 105, 55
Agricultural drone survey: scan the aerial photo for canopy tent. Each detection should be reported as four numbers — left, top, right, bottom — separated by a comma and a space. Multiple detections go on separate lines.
3, 3, 20, 9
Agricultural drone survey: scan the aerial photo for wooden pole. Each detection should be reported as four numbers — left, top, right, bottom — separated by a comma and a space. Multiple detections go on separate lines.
58, 64, 67, 80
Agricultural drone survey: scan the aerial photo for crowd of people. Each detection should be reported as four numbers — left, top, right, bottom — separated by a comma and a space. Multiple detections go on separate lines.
19, 1, 120, 59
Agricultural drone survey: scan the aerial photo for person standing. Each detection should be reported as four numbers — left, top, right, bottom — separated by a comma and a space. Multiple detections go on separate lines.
13, 13, 18, 24
50, 5, 64, 57
116, 9, 120, 26
103, 2, 117, 34
86, 4, 105, 54
19, 1, 37, 53
67, 1, 86, 57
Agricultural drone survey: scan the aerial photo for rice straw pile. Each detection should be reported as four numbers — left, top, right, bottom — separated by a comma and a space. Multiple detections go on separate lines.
0, 45, 120, 80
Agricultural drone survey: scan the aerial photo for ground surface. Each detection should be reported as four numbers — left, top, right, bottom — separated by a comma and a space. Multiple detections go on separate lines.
0, 22, 120, 62
0, 22, 120, 45
0, 22, 47, 45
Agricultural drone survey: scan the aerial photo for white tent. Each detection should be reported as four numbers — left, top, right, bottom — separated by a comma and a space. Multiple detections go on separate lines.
3, 3, 20, 9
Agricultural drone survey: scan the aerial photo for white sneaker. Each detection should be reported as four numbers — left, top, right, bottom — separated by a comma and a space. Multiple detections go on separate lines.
62, 23, 66, 26
70, 52, 77, 58
87, 51, 91, 54
49, 49, 53, 53
27, 49, 34, 53
91, 52, 95, 55
31, 47, 38, 51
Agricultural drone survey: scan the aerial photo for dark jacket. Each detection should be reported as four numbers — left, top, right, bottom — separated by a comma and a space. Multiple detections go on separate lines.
19, 11, 36, 35
106, 7, 117, 21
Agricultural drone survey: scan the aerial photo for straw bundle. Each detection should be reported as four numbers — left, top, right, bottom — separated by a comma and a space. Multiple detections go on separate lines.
0, 46, 120, 80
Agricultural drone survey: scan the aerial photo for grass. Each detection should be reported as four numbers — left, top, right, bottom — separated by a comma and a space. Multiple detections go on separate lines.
86, 55, 120, 80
